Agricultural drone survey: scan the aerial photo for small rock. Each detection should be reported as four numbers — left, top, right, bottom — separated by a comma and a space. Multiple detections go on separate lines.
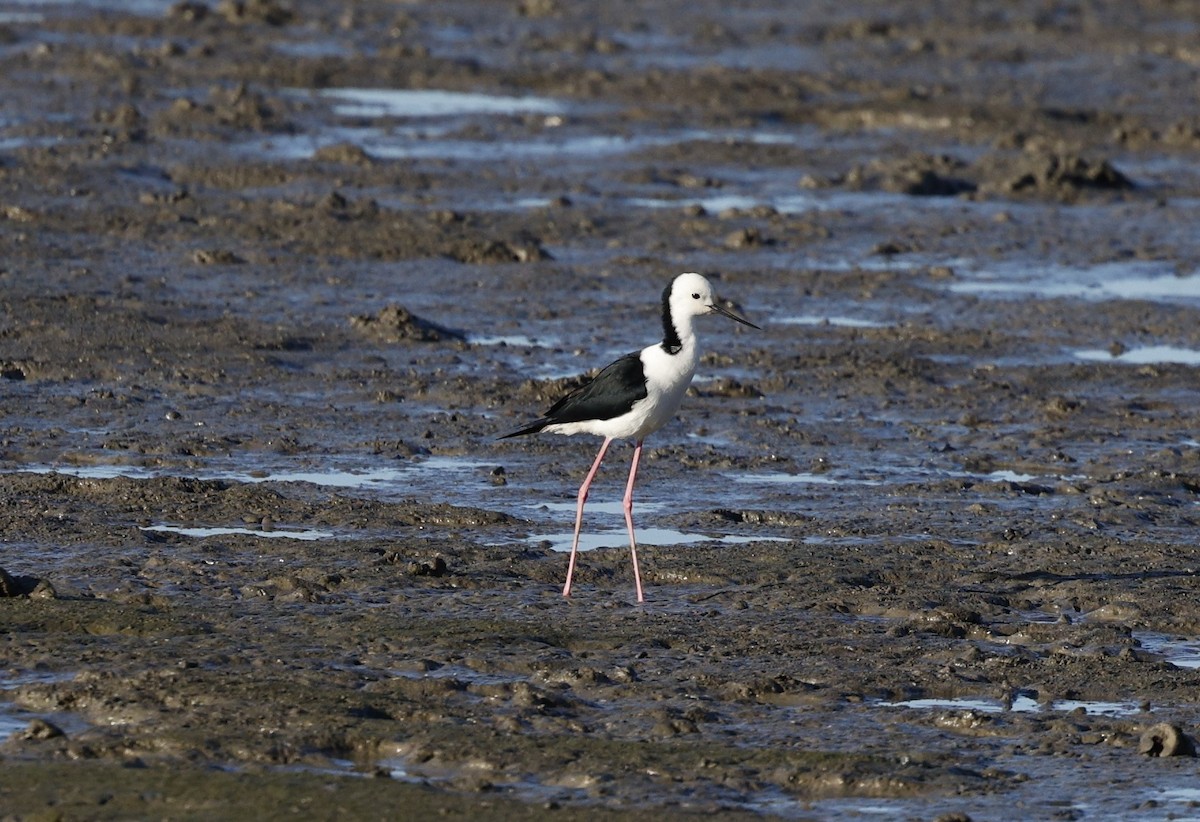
871, 240, 910, 256
518, 0, 559, 17
350, 304, 466, 343
29, 580, 57, 600
404, 556, 449, 577
22, 718, 65, 740
168, 2, 210, 22
1006, 153, 1133, 194
723, 227, 771, 249
0, 566, 19, 596
216, 0, 294, 25
192, 249, 245, 265
1139, 722, 1196, 757
312, 143, 374, 166
0, 567, 43, 597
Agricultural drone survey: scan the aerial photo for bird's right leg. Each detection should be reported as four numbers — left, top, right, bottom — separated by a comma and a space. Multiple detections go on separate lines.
564, 437, 612, 598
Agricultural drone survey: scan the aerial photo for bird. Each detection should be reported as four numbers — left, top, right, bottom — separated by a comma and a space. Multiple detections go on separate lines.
500, 272, 760, 603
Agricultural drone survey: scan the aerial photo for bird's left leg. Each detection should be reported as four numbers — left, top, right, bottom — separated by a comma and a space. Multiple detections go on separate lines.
623, 438, 645, 603
564, 437, 611, 598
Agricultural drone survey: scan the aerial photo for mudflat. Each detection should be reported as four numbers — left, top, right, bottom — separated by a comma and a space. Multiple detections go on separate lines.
3, 1, 1200, 818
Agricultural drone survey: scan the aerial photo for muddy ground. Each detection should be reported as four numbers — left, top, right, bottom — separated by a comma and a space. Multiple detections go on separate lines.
3, 0, 1200, 819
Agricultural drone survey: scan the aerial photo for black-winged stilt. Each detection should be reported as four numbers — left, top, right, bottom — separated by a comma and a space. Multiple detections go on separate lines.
501, 272, 759, 602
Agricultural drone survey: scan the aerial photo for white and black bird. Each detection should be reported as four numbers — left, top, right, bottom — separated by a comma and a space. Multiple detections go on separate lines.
500, 272, 760, 602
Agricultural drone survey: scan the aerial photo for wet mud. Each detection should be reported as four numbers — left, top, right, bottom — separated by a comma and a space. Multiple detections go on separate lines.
4, 0, 1200, 819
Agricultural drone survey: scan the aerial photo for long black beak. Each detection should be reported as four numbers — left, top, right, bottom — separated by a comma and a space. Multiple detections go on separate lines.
710, 301, 761, 330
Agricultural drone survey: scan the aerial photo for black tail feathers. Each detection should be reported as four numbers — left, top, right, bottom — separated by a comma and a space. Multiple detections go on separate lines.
497, 419, 550, 440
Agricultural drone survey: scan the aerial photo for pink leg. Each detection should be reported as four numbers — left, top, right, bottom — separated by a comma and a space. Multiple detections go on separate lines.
623, 439, 645, 603
564, 437, 612, 598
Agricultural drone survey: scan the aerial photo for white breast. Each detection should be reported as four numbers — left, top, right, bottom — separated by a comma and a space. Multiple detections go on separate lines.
628, 339, 699, 438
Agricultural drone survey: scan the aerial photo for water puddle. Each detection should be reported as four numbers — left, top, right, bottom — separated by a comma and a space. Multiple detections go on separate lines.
0, 11, 44, 23
4, 0, 163, 10
254, 127, 767, 163
467, 332, 556, 348
11, 464, 157, 480
1074, 345, 1200, 366
2, 670, 74, 688
141, 524, 334, 541
878, 694, 1143, 716
1134, 632, 1200, 669
271, 40, 353, 60
775, 314, 889, 329
534, 500, 665, 516
731, 471, 885, 487
388, 663, 524, 687
250, 112, 829, 164
0, 135, 68, 151
528, 525, 786, 553
6, 0, 174, 14
644, 42, 828, 74
946, 261, 1200, 304
980, 469, 1041, 483
803, 533, 981, 547
1154, 787, 1200, 808
0, 705, 38, 740
628, 190, 970, 215
11, 455, 492, 491
313, 88, 567, 119
378, 753, 584, 807
734, 460, 1074, 492
1, 670, 81, 742
393, 196, 556, 213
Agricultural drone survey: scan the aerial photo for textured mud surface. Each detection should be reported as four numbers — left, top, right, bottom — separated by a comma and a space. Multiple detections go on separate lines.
4, 1, 1200, 819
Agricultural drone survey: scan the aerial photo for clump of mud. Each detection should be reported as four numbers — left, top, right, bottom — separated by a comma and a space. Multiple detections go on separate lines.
351, 305, 466, 343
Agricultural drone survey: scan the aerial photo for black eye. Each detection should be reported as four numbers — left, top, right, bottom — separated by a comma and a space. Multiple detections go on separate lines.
691, 292, 700, 299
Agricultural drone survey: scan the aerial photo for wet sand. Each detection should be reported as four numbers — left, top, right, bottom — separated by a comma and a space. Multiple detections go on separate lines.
4, 0, 1200, 818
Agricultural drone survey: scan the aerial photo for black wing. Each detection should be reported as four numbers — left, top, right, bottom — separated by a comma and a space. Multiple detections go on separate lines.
499, 352, 647, 438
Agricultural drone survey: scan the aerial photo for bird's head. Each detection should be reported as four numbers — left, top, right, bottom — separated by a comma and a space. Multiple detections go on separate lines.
669, 272, 760, 328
